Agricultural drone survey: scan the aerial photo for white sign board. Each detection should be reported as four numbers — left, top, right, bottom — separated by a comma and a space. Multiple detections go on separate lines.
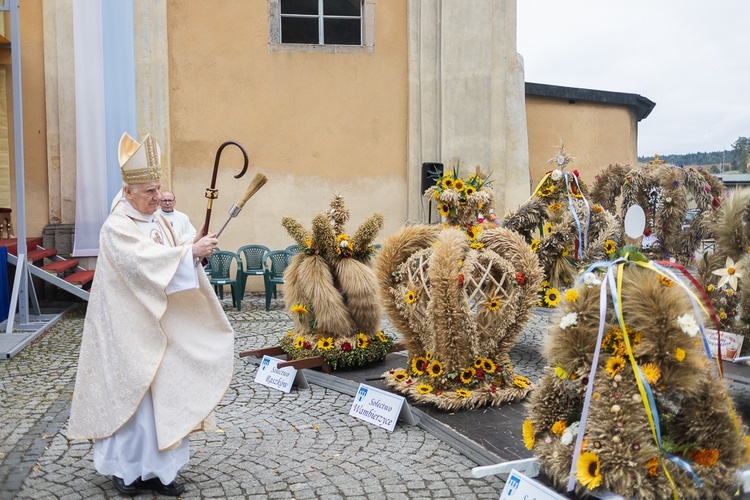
349, 383, 405, 432
500, 469, 567, 500
254, 355, 297, 393
705, 328, 744, 360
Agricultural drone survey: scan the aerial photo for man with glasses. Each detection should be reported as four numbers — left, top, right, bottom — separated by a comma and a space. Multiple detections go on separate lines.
158, 190, 197, 243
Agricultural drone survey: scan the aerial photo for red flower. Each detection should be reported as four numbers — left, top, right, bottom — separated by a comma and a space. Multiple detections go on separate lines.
405, 378, 413, 385
303, 342, 312, 349
489, 385, 497, 393
457, 273, 465, 288
572, 170, 580, 177
644, 228, 652, 236
475, 368, 485, 381
341, 342, 352, 352
515, 272, 526, 286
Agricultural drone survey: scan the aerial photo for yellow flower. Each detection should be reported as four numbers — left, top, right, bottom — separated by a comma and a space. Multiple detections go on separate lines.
577, 452, 602, 490
291, 303, 309, 315
425, 351, 432, 360
691, 448, 719, 467
513, 375, 530, 388
416, 383, 433, 394
606, 356, 625, 377
604, 239, 616, 255
548, 203, 562, 212
486, 298, 501, 311
456, 388, 471, 398
539, 280, 549, 291
592, 205, 603, 213
554, 366, 568, 379
712, 256, 745, 291
304, 237, 312, 248
441, 177, 454, 189
647, 457, 659, 477
482, 359, 496, 373
727, 289, 734, 296
657, 275, 674, 287
376, 331, 388, 343
294, 336, 305, 348
675, 347, 686, 362
317, 337, 334, 350
641, 362, 661, 385
427, 360, 444, 378
411, 356, 428, 375
453, 179, 465, 191
393, 370, 409, 382
530, 239, 540, 253
707, 284, 715, 292
564, 289, 579, 302
459, 367, 476, 384
466, 225, 482, 239
356, 333, 369, 348
285, 330, 294, 337
522, 419, 535, 450
719, 308, 727, 320
544, 288, 561, 307
543, 222, 553, 235
433, 190, 440, 200
562, 246, 571, 257
464, 185, 476, 197
551, 420, 567, 435
405, 290, 416, 304
473, 357, 485, 369
469, 241, 484, 249
437, 202, 450, 217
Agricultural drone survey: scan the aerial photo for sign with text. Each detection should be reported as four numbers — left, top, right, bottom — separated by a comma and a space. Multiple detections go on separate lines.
349, 383, 404, 432
500, 469, 567, 500
254, 355, 297, 393
706, 328, 744, 360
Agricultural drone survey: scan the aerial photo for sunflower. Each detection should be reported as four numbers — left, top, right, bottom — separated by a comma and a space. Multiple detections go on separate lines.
453, 179, 465, 191
464, 185, 476, 197
551, 420, 567, 435
469, 241, 483, 249
647, 457, 659, 477
441, 177, 454, 189
466, 225, 482, 239
425, 351, 432, 360
530, 239, 540, 253
405, 290, 417, 304
544, 288, 561, 307
482, 359, 496, 373
675, 347, 686, 362
294, 336, 305, 348
657, 275, 674, 287
606, 356, 625, 377
437, 202, 450, 217
356, 333, 369, 349
376, 331, 389, 343
393, 370, 409, 382
486, 297, 501, 311
577, 452, 602, 489
513, 375, 530, 388
564, 289, 579, 302
411, 356, 428, 375
522, 419, 535, 450
290, 303, 309, 315
459, 367, 476, 384
473, 357, 485, 369
427, 360, 444, 378
285, 330, 294, 338
317, 337, 334, 350
539, 280, 549, 291
641, 362, 661, 385
416, 383, 433, 395
456, 388, 471, 398
604, 239, 616, 255
548, 202, 562, 212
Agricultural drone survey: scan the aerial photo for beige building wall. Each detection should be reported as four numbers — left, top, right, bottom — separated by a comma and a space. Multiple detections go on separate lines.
165, 1, 409, 258
526, 95, 638, 189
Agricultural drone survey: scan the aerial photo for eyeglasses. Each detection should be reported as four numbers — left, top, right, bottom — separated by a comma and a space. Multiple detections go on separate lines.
161, 199, 175, 203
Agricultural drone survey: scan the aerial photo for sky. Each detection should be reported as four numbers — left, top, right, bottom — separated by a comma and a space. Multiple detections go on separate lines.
517, 1, 750, 157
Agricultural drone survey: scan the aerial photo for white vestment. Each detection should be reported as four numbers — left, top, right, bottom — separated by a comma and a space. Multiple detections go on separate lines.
159, 208, 197, 243
68, 200, 234, 482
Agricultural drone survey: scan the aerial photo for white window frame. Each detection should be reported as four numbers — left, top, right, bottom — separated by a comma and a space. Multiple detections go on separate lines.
269, 0, 374, 54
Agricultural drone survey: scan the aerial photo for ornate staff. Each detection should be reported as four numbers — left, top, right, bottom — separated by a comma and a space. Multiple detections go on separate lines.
202, 141, 249, 236
215, 173, 268, 238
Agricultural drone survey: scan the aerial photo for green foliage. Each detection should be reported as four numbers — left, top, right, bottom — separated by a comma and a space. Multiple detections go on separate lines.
638, 136, 749, 172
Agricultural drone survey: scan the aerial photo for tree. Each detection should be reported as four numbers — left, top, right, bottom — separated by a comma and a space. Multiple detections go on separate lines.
732, 136, 750, 173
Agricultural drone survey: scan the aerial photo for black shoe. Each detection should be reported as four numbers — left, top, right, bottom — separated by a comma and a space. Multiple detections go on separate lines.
141, 477, 185, 497
112, 476, 142, 496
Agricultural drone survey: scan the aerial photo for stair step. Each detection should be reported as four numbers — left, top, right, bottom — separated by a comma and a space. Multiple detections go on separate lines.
27, 248, 58, 262
1, 237, 44, 256
40, 259, 80, 274
65, 270, 95, 287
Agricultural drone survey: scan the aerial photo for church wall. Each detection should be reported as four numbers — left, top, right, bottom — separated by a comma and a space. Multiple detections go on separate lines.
164, 0, 409, 261
525, 94, 638, 189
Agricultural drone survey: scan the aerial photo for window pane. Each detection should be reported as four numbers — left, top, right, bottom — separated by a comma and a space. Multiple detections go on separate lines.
282, 17, 319, 44
281, 0, 318, 15
323, 0, 361, 17
324, 18, 361, 45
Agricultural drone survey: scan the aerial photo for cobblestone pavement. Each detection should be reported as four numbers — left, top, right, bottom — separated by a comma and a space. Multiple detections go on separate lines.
1, 293, 749, 499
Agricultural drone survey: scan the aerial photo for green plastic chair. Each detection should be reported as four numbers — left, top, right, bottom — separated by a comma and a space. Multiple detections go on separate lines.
264, 250, 292, 311
237, 244, 270, 298
285, 244, 302, 255
208, 250, 243, 311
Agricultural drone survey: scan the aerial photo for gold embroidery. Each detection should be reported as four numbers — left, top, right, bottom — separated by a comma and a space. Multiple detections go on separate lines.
151, 229, 164, 245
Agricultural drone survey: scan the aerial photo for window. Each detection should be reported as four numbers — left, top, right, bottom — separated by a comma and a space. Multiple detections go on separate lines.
269, 0, 374, 54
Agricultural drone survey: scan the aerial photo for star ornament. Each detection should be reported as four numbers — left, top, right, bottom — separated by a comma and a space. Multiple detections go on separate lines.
712, 256, 745, 291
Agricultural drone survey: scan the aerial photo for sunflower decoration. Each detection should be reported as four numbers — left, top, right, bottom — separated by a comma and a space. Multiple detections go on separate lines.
380, 164, 543, 410
538, 285, 562, 308
279, 193, 393, 370
525, 262, 747, 497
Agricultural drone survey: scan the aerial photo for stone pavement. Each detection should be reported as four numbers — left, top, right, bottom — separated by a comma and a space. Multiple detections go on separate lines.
1, 293, 750, 499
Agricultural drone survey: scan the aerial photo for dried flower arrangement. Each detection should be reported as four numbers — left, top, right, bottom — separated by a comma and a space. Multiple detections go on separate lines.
378, 166, 544, 410
589, 157, 724, 264
280, 194, 395, 369
525, 251, 747, 498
